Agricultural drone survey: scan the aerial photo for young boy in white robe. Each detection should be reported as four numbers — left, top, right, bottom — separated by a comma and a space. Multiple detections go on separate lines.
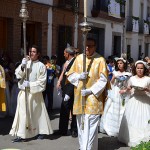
10, 45, 53, 142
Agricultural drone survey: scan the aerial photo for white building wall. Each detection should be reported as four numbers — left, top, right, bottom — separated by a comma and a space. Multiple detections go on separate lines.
87, 1, 123, 58
105, 23, 113, 57
125, 0, 150, 60
143, 0, 147, 20
131, 34, 139, 59
133, 0, 140, 17
88, 18, 123, 58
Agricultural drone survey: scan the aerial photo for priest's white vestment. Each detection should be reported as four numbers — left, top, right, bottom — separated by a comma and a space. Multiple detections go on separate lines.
10, 60, 53, 139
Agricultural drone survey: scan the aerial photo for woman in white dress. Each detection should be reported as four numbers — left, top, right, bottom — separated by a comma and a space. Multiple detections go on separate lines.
100, 57, 132, 137
118, 60, 150, 147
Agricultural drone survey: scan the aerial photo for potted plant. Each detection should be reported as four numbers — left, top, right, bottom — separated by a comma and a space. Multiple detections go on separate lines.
131, 141, 150, 150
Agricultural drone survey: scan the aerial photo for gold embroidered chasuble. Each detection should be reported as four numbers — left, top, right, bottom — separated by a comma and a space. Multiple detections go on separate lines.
67, 53, 109, 115
0, 65, 6, 112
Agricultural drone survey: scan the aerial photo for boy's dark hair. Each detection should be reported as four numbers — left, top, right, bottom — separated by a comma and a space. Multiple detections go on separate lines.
30, 45, 40, 53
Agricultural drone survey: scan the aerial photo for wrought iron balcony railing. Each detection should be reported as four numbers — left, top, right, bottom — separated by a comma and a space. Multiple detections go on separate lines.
92, 0, 125, 18
126, 16, 146, 34
139, 19, 144, 34
57, 0, 79, 14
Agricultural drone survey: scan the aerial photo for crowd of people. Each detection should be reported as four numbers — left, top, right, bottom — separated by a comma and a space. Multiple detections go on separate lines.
0, 38, 150, 149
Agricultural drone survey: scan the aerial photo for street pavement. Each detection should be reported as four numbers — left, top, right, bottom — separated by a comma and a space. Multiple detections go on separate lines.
0, 110, 130, 150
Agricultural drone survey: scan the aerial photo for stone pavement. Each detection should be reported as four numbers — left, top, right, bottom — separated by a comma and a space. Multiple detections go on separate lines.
0, 110, 130, 150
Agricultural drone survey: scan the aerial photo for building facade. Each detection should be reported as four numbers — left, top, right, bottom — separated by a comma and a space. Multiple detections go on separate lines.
0, 0, 49, 62
51, 0, 125, 65
125, 0, 150, 60
51, 0, 150, 62
0, 0, 150, 63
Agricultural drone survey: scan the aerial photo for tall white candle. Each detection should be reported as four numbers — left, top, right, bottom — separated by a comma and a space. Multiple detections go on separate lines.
84, 0, 87, 18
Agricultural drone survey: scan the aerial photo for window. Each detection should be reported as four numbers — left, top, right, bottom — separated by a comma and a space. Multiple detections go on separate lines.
127, 45, 131, 59
100, 0, 109, 12
145, 43, 149, 57
57, 26, 72, 66
128, 0, 133, 16
140, 3, 143, 20
58, 0, 79, 11
138, 45, 143, 60
0, 18, 7, 51
93, 0, 109, 12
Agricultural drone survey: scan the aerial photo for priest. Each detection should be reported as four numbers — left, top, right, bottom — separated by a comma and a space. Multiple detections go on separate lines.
67, 38, 109, 150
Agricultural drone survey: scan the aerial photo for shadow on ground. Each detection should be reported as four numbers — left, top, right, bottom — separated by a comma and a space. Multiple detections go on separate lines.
0, 109, 60, 136
98, 136, 127, 150
0, 116, 13, 135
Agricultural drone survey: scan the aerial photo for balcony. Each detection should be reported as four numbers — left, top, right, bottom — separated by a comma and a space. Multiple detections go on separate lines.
126, 17, 150, 34
57, 0, 79, 13
92, 0, 108, 14
126, 16, 133, 31
58, 0, 72, 9
91, 0, 125, 22
139, 19, 144, 34
126, 16, 140, 33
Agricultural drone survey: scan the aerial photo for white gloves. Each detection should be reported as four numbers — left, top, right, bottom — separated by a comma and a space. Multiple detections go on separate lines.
81, 89, 92, 96
77, 72, 88, 80
64, 94, 70, 101
23, 80, 30, 88
57, 88, 62, 96
21, 58, 27, 67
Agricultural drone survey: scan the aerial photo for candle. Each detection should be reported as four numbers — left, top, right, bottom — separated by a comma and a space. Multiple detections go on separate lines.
84, 0, 87, 18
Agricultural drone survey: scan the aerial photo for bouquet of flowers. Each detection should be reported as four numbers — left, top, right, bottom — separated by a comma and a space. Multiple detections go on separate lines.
116, 75, 129, 88
46, 61, 56, 84
116, 75, 131, 106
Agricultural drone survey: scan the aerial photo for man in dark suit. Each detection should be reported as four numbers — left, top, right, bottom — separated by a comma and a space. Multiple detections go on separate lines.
58, 46, 77, 137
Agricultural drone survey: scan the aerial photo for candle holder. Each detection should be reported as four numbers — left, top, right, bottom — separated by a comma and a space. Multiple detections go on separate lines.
80, 18, 92, 33
79, 16, 92, 130
19, 0, 29, 22
19, 0, 29, 56
19, 0, 29, 130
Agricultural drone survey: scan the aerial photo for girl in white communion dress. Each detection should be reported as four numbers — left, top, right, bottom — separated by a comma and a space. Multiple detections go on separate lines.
100, 57, 132, 137
118, 60, 150, 147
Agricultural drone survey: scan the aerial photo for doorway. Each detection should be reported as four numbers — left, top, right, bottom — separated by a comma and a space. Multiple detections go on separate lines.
0, 18, 7, 52
21, 22, 42, 52
113, 35, 121, 57
57, 25, 72, 67
88, 27, 105, 56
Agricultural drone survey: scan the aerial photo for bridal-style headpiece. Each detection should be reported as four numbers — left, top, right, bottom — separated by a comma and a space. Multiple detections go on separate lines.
115, 53, 127, 63
135, 60, 148, 68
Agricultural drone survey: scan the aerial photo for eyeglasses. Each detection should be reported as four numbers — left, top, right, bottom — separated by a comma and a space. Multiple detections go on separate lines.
86, 45, 95, 48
